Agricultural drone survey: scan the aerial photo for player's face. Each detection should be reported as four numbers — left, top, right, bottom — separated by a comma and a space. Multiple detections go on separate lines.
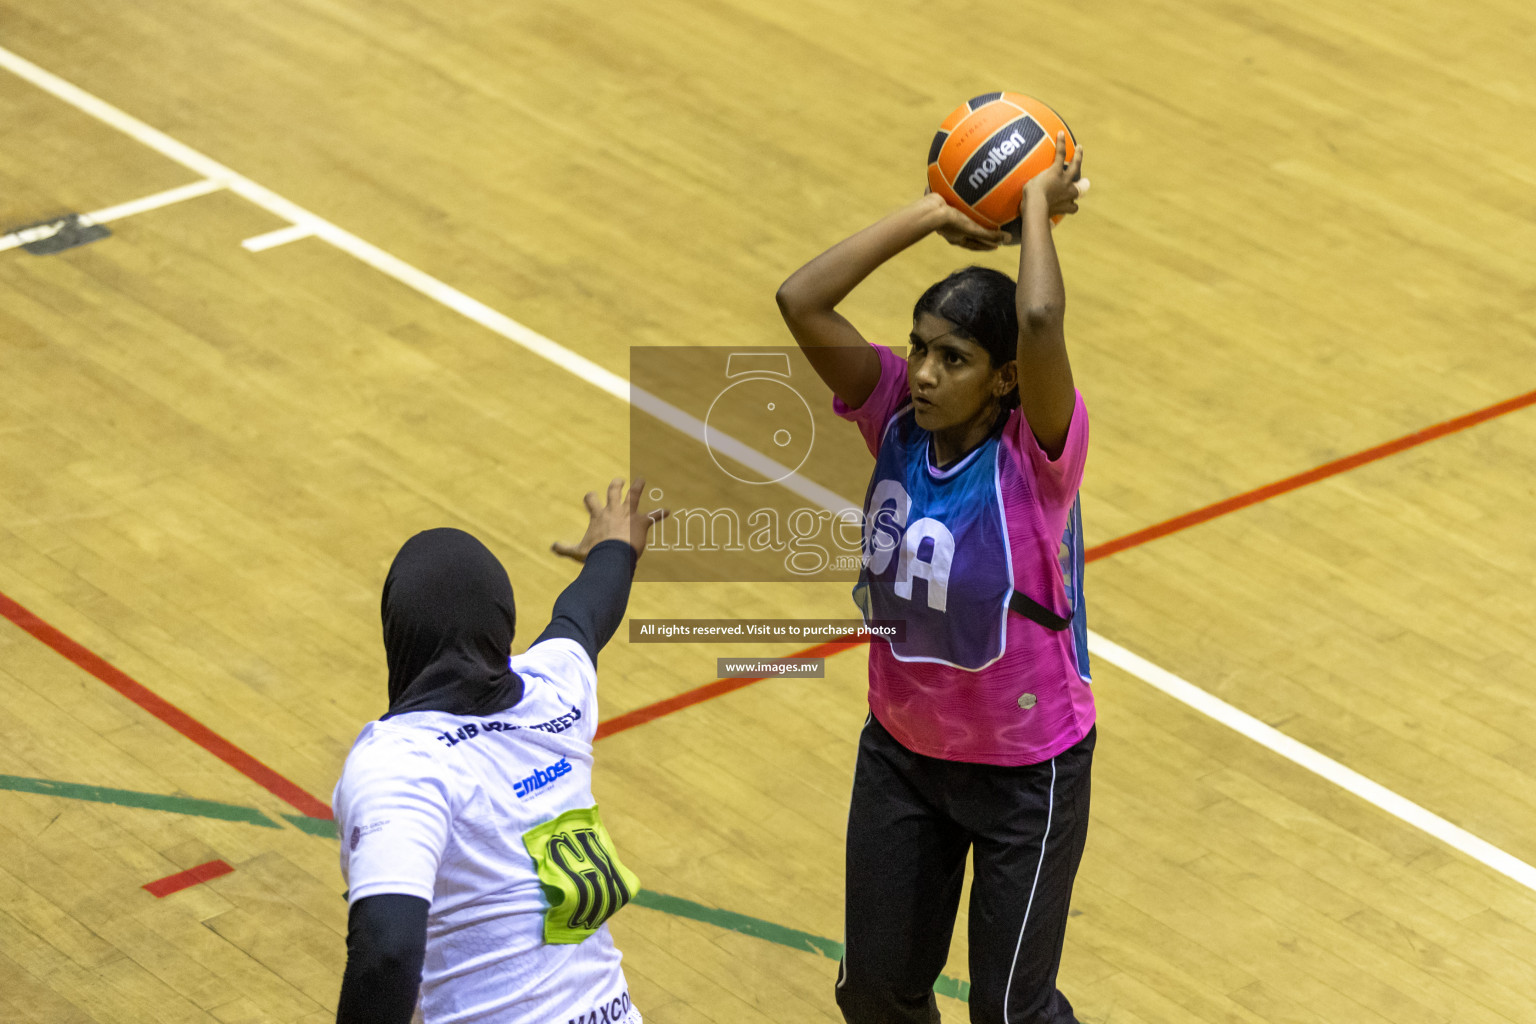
907, 314, 1002, 432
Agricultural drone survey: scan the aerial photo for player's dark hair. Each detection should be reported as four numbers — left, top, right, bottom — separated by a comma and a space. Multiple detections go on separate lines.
913, 265, 1020, 408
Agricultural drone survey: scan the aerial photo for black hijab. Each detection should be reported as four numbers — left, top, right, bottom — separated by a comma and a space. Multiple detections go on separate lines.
379, 528, 524, 719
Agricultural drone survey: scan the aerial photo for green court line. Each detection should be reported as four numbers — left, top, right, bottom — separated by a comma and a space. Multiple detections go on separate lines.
630, 889, 971, 1002
2, 776, 971, 1001
0, 774, 281, 828
632, 888, 844, 958
284, 813, 340, 837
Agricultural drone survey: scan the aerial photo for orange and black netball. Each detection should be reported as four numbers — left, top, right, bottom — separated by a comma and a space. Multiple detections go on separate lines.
927, 92, 1077, 235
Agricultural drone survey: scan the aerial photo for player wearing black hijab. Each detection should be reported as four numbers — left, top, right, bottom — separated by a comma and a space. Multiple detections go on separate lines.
334, 479, 665, 1024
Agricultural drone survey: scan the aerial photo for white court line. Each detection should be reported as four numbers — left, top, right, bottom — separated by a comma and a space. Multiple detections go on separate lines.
0, 46, 856, 515
1087, 634, 1536, 891
242, 223, 314, 253
3, 42, 1534, 896
0, 178, 224, 253
0, 45, 632, 403
83, 178, 224, 224
0, 220, 73, 253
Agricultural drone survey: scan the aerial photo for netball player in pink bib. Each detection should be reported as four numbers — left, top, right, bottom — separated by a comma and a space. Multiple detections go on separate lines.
777, 135, 1093, 1024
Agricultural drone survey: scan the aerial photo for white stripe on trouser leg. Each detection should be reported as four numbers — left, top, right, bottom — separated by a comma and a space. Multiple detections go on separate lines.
1002, 757, 1056, 1023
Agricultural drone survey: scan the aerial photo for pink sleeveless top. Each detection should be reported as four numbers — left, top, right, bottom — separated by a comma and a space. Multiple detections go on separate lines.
835, 343, 1094, 766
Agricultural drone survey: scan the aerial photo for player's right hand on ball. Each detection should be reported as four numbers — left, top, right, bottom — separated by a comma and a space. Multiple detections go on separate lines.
1022, 132, 1088, 221
551, 477, 669, 562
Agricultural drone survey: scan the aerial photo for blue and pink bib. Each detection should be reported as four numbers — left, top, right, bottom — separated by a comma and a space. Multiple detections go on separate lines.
836, 344, 1094, 766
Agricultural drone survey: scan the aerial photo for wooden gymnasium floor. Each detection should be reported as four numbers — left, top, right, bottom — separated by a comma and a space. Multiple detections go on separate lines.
2, 0, 1535, 1021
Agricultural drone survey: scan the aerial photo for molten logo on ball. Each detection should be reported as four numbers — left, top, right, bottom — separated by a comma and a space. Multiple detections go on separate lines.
927, 92, 1074, 230
966, 128, 1029, 192
955, 116, 1046, 205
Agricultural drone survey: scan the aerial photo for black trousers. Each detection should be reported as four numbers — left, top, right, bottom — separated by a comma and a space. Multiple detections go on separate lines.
836, 714, 1095, 1024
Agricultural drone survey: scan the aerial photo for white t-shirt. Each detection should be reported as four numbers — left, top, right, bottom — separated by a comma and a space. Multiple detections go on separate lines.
334, 638, 641, 1024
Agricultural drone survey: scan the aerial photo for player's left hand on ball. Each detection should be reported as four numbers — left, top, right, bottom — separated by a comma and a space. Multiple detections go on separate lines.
551, 477, 670, 562
1022, 132, 1088, 220
933, 201, 1010, 251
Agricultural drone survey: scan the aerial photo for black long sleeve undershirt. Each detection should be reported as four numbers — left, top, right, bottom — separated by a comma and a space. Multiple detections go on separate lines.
335, 894, 429, 1024
534, 539, 637, 664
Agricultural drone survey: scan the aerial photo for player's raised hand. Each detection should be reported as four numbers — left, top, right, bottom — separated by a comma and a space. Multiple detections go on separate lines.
551, 477, 669, 562
1021, 132, 1088, 222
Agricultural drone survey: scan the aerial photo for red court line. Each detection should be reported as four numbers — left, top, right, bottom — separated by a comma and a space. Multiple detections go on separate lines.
595, 635, 868, 740
143, 858, 233, 898
600, 386, 1536, 735
9, 389, 1535, 776
1085, 387, 1536, 563
0, 590, 333, 820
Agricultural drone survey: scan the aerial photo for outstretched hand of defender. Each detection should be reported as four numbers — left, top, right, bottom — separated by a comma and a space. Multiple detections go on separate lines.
1021, 132, 1088, 223
551, 477, 669, 562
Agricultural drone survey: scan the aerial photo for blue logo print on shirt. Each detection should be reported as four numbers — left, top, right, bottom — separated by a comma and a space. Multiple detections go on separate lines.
514, 757, 572, 799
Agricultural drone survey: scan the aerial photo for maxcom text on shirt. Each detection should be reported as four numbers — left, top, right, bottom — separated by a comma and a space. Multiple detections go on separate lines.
569, 990, 632, 1024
